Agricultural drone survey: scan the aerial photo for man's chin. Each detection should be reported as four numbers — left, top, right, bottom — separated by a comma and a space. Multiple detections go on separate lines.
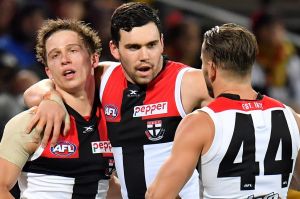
134, 77, 152, 85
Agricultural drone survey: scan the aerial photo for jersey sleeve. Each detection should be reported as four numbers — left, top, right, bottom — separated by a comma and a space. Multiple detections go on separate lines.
0, 108, 41, 169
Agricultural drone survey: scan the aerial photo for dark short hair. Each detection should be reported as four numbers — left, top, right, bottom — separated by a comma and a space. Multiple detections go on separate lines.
110, 2, 162, 45
203, 23, 258, 76
36, 19, 101, 65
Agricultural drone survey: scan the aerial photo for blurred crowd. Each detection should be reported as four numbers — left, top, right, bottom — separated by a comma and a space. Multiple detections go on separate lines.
1, 0, 300, 140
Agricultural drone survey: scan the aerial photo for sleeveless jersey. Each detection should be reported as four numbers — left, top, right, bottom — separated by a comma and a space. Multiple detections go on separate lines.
20, 100, 113, 199
100, 60, 200, 199
200, 93, 300, 199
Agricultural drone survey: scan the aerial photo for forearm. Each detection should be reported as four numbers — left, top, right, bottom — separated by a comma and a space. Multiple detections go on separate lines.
24, 79, 54, 107
146, 160, 184, 199
107, 174, 121, 199
0, 187, 15, 199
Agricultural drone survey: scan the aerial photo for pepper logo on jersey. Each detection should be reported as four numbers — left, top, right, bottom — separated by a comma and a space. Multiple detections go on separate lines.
133, 102, 168, 117
145, 120, 165, 141
104, 104, 118, 120
91, 141, 112, 154
50, 141, 77, 157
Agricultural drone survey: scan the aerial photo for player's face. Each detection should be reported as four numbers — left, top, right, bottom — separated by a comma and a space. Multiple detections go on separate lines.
110, 22, 164, 85
45, 30, 98, 93
201, 47, 214, 98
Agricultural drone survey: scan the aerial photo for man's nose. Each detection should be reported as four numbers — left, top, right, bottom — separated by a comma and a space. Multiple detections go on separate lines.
140, 47, 150, 61
61, 52, 71, 64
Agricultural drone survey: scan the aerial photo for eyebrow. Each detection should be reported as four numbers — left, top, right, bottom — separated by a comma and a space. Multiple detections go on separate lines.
47, 44, 82, 57
124, 39, 159, 48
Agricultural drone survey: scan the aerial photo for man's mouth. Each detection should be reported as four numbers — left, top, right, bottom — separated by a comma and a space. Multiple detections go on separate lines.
63, 70, 75, 76
137, 66, 151, 72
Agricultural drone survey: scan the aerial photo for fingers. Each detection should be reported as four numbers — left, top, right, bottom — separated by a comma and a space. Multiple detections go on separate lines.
51, 117, 63, 147
43, 118, 54, 147
41, 125, 51, 148
27, 100, 70, 147
25, 99, 69, 147
63, 114, 70, 136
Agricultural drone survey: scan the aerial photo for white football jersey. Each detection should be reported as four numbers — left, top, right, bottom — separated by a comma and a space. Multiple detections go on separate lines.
200, 93, 300, 199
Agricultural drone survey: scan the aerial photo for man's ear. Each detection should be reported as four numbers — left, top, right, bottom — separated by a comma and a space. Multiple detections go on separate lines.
208, 61, 216, 82
109, 40, 120, 60
91, 53, 100, 69
160, 33, 164, 52
45, 67, 53, 79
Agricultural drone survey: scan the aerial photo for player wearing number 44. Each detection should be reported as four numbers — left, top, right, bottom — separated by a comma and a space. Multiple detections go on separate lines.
146, 23, 300, 199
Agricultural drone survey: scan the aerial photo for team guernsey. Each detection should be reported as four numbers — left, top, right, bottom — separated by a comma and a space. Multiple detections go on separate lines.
100, 60, 199, 199
200, 93, 300, 199
0, 100, 113, 199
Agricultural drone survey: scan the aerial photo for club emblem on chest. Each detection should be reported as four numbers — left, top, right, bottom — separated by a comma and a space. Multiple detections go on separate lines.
145, 120, 165, 141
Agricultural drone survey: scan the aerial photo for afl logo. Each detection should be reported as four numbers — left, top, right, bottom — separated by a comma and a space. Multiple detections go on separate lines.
104, 104, 118, 120
50, 141, 77, 157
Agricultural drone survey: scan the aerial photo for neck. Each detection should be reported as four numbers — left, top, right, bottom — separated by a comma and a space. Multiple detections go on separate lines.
57, 81, 95, 117
213, 74, 257, 100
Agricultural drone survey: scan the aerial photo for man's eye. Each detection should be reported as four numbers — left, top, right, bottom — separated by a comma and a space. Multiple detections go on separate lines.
148, 43, 156, 48
70, 49, 78, 53
128, 45, 140, 50
51, 54, 58, 59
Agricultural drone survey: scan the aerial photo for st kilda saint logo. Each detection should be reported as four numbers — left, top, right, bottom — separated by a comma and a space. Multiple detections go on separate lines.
145, 120, 165, 141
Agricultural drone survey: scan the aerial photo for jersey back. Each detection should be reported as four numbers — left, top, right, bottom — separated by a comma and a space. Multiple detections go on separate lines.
200, 94, 300, 199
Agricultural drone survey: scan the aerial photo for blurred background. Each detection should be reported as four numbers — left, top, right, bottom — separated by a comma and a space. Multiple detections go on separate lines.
0, 0, 300, 196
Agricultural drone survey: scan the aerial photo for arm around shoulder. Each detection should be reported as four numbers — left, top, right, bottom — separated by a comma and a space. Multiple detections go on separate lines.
24, 79, 55, 107
23, 80, 70, 146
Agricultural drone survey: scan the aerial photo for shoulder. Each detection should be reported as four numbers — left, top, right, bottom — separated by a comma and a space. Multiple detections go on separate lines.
183, 67, 204, 79
182, 109, 213, 127
182, 68, 207, 90
178, 110, 214, 138
175, 110, 214, 153
180, 68, 212, 109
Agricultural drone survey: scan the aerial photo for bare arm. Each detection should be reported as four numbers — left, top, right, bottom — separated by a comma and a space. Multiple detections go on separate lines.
181, 69, 212, 114
0, 158, 21, 199
107, 173, 122, 199
23, 79, 70, 147
146, 110, 214, 199
24, 79, 55, 107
